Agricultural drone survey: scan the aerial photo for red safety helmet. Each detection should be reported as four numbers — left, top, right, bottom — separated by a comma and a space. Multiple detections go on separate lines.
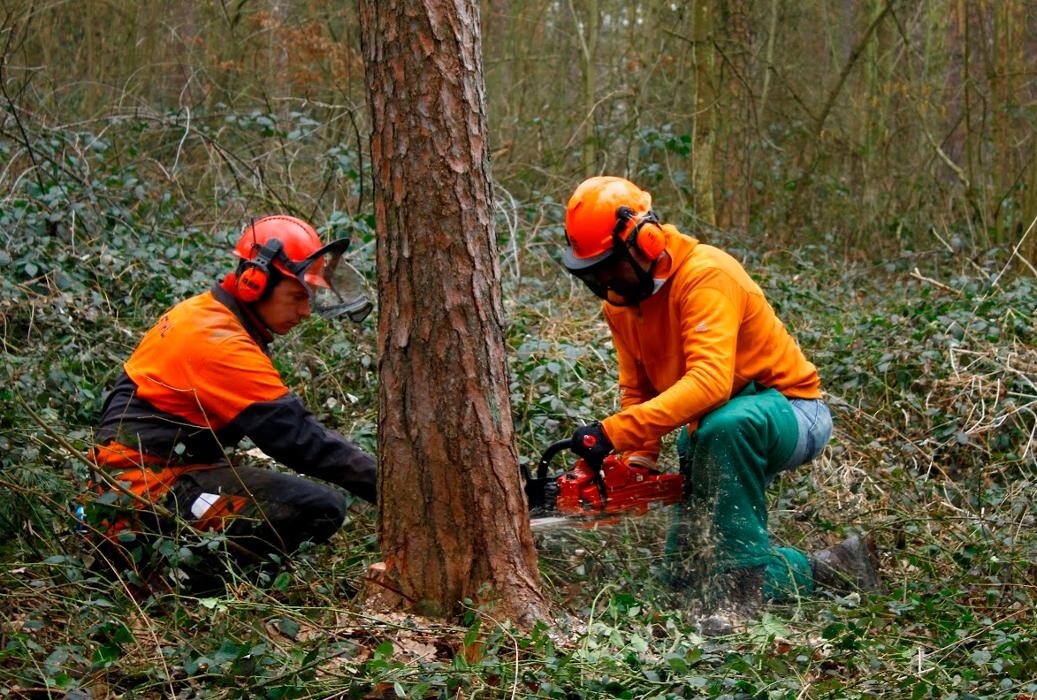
231, 215, 374, 322
562, 177, 666, 305
233, 216, 330, 299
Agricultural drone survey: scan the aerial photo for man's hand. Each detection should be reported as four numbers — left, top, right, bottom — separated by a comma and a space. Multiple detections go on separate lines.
570, 422, 614, 472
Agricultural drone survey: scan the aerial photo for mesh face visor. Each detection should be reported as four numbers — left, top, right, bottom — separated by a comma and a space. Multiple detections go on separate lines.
567, 253, 617, 301
290, 239, 374, 323
563, 207, 660, 307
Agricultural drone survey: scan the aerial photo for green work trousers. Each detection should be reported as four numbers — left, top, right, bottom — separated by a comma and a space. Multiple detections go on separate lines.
667, 382, 814, 602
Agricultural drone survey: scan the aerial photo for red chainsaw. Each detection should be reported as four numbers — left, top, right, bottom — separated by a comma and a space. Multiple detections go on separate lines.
523, 439, 684, 525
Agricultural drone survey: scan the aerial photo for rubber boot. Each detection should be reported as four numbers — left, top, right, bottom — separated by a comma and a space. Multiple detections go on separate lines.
810, 533, 882, 593
698, 565, 765, 637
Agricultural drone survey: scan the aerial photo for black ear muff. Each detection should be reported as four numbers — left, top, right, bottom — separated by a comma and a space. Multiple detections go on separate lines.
236, 239, 285, 303
611, 206, 638, 251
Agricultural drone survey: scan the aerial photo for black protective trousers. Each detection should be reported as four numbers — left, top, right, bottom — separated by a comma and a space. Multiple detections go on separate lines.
89, 464, 349, 594
164, 464, 348, 560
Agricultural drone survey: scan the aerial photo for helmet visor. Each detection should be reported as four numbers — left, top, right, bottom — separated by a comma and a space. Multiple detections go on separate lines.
292, 239, 374, 323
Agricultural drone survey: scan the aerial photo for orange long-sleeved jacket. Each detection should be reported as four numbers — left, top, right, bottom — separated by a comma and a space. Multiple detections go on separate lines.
599, 227, 822, 458
92, 284, 376, 503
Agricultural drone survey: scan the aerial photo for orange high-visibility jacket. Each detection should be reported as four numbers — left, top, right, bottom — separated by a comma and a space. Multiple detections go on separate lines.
93, 285, 376, 503
600, 227, 822, 459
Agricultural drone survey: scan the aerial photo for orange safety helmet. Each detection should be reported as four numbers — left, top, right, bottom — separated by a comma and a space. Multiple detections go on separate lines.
562, 177, 666, 305
563, 176, 665, 269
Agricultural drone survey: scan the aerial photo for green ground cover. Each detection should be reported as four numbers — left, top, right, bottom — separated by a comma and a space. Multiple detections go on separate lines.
1, 109, 1035, 699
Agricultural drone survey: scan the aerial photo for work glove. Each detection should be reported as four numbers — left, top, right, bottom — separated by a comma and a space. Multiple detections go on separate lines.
570, 422, 613, 472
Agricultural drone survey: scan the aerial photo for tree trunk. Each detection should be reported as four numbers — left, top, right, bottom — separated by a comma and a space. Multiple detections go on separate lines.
358, 0, 548, 627
757, 0, 780, 124
691, 0, 717, 226
569, 0, 600, 177
717, 0, 751, 232
990, 0, 1024, 244
957, 0, 976, 208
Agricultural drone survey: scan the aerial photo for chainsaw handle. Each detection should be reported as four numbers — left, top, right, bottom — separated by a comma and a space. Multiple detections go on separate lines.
536, 439, 573, 480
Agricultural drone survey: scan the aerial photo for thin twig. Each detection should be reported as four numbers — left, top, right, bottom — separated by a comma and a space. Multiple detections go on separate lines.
910, 267, 962, 296
987, 213, 1037, 289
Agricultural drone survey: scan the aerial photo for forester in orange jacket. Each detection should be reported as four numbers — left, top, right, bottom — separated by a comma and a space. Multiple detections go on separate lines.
560, 177, 880, 634
89, 215, 376, 589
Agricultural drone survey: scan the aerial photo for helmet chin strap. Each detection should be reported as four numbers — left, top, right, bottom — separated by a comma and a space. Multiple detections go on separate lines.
601, 217, 662, 306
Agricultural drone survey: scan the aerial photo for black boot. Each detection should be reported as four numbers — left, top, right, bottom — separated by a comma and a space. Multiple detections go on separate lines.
810, 533, 882, 594
698, 565, 765, 637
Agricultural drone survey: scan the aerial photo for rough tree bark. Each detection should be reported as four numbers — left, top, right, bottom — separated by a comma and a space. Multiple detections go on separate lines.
358, 0, 548, 626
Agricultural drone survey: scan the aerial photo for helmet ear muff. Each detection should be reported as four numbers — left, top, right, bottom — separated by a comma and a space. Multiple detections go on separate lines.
630, 217, 665, 260
236, 264, 267, 303
616, 209, 665, 261
236, 239, 285, 303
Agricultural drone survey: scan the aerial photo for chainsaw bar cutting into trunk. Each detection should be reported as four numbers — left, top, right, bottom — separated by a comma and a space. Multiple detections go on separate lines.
523, 439, 684, 529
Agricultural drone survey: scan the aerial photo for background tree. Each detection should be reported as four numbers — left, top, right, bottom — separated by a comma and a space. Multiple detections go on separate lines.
690, 0, 718, 227
358, 0, 547, 625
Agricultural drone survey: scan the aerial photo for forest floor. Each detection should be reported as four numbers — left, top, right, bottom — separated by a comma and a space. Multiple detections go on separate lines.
1, 104, 1035, 698
3, 229, 1035, 699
